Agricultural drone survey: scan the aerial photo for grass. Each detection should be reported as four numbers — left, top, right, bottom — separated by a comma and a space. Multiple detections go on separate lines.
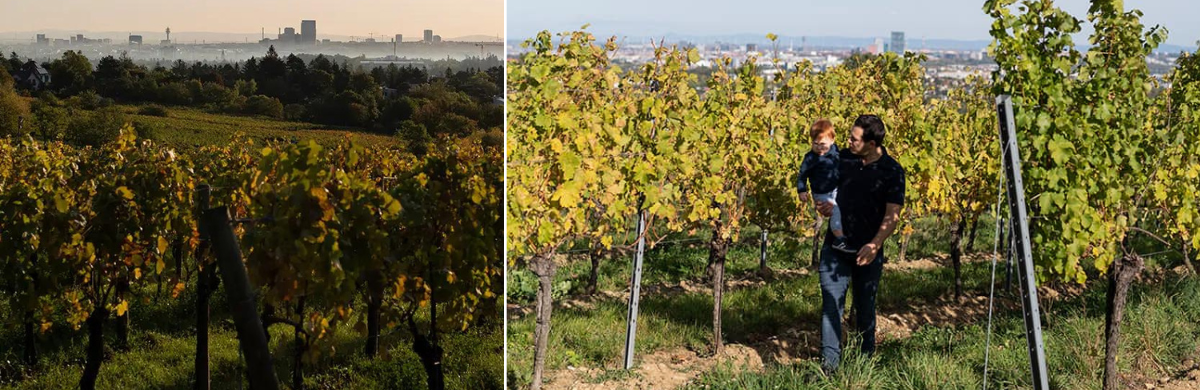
111, 104, 399, 150
507, 214, 1200, 389
687, 275, 1200, 390
0, 281, 502, 390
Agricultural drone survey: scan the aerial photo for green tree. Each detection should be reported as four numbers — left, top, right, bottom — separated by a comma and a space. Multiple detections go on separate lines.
0, 69, 31, 137
47, 51, 93, 96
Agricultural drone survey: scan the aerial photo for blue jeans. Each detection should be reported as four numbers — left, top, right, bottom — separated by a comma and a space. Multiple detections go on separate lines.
812, 190, 842, 233
818, 238, 883, 371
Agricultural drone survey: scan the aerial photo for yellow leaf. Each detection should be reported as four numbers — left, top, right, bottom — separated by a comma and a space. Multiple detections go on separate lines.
156, 258, 165, 275
134, 268, 142, 280
114, 300, 129, 317
171, 282, 186, 298
157, 236, 169, 255
55, 192, 69, 213
116, 186, 134, 200
40, 322, 52, 333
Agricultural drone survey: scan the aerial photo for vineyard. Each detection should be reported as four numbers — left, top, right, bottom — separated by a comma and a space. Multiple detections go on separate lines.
117, 104, 401, 150
0, 125, 503, 389
506, 0, 1200, 389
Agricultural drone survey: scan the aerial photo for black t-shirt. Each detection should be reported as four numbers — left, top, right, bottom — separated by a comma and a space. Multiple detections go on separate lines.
830, 147, 906, 249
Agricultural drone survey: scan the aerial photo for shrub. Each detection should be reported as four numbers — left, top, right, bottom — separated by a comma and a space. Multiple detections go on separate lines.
242, 95, 283, 118
137, 104, 169, 117
70, 90, 107, 110
480, 129, 503, 149
67, 106, 127, 147
396, 120, 431, 157
131, 119, 162, 142
156, 82, 193, 106
0, 83, 31, 137
283, 103, 307, 121
30, 100, 69, 140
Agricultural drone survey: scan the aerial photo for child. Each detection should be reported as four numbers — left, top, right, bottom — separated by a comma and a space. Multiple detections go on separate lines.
797, 119, 853, 253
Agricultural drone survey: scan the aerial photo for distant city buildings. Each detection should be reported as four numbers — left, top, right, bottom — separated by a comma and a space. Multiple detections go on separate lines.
281, 27, 297, 43
261, 20, 317, 45
12, 21, 488, 59
301, 20, 317, 45
890, 31, 905, 53
505, 38, 1006, 99
72, 34, 110, 45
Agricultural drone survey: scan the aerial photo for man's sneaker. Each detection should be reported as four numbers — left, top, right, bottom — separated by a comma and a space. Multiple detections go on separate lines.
831, 237, 856, 254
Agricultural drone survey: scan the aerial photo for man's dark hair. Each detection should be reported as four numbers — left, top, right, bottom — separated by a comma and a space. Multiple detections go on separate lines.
854, 114, 886, 147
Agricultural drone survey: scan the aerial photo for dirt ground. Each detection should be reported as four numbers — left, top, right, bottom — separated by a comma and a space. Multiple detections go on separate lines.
542, 344, 763, 390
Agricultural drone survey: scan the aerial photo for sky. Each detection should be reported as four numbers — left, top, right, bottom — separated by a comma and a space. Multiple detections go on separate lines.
0, 0, 503, 39
506, 0, 1200, 47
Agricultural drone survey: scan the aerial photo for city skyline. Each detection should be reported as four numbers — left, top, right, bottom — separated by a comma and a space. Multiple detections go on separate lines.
0, 0, 502, 41
507, 0, 1200, 48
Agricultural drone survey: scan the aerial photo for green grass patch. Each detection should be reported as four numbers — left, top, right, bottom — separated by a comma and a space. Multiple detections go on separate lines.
0, 281, 502, 390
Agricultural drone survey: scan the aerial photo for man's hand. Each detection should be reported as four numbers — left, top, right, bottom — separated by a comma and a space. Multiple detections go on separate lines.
816, 201, 834, 217
859, 203, 903, 266
856, 242, 879, 266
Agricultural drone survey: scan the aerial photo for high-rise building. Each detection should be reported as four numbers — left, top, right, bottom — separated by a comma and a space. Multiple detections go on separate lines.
433, 35, 441, 44
395, 34, 403, 44
36, 34, 48, 45
129, 35, 143, 45
890, 31, 905, 53
424, 29, 433, 43
301, 20, 317, 45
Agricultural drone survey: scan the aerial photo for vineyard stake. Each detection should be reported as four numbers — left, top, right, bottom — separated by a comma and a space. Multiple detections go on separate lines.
203, 206, 281, 390
194, 184, 212, 390
997, 95, 1050, 390
759, 229, 769, 271
623, 207, 648, 370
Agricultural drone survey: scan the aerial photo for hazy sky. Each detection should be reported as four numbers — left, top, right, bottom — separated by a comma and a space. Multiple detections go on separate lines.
0, 0, 503, 39
507, 0, 1199, 47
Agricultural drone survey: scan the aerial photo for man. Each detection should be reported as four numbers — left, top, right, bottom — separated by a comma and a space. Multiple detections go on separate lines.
814, 114, 905, 371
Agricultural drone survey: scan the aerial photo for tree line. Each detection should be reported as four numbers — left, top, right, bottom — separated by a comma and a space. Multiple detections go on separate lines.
1, 46, 503, 149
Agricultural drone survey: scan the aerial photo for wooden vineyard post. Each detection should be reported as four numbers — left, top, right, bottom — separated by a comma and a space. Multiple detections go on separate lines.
202, 206, 280, 390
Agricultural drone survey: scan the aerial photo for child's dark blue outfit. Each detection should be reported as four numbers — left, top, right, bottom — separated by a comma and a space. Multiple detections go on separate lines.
798, 144, 852, 252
